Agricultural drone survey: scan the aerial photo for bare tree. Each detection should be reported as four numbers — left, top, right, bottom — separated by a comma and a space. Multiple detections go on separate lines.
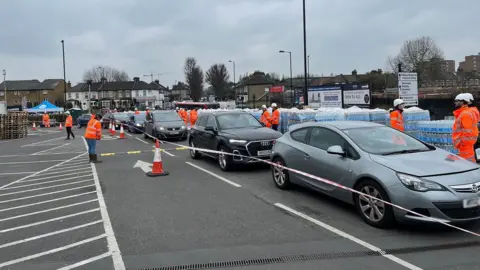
184, 57, 204, 102
388, 36, 444, 75
82, 65, 130, 82
205, 63, 230, 98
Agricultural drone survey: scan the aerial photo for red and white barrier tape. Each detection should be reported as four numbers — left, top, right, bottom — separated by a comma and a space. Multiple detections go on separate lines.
122, 123, 480, 237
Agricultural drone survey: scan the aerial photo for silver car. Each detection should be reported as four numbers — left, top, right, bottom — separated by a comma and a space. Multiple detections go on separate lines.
271, 121, 480, 228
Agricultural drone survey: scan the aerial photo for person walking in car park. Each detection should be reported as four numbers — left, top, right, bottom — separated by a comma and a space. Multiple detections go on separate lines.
270, 103, 280, 131
42, 111, 50, 128
464, 93, 479, 161
260, 105, 272, 128
452, 94, 477, 163
190, 107, 199, 126
178, 108, 188, 125
389, 99, 405, 132
65, 111, 75, 140
84, 113, 102, 163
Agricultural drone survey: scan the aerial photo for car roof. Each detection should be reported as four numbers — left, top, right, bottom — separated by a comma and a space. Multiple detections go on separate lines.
289, 121, 384, 131
200, 111, 248, 116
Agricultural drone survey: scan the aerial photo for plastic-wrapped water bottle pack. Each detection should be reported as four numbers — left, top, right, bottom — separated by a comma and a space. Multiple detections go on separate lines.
417, 120, 457, 153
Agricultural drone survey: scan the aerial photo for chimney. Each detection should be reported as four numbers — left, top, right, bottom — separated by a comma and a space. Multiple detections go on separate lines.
133, 77, 140, 82
154, 79, 160, 84
100, 77, 107, 84
67, 81, 72, 89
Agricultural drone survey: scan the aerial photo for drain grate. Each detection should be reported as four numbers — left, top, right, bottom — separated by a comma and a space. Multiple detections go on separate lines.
132, 241, 480, 270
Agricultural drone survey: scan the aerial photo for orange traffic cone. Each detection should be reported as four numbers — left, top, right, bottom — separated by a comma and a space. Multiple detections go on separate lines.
110, 122, 116, 135
146, 139, 169, 177
108, 122, 112, 133
59, 123, 63, 130
119, 125, 126, 139
32, 122, 36, 131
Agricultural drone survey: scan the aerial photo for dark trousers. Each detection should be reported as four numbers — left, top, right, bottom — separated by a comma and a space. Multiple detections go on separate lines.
66, 127, 75, 139
272, 124, 278, 131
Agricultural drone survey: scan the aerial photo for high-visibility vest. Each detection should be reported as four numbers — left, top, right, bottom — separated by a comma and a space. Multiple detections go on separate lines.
271, 110, 280, 125
260, 111, 272, 127
65, 115, 73, 127
452, 106, 476, 148
390, 110, 404, 131
84, 119, 101, 139
469, 106, 479, 137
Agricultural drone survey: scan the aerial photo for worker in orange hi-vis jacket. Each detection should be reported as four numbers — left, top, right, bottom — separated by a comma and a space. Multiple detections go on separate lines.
42, 111, 50, 128
389, 99, 405, 132
190, 107, 198, 126
270, 103, 280, 131
260, 105, 272, 128
64, 111, 75, 140
452, 94, 477, 163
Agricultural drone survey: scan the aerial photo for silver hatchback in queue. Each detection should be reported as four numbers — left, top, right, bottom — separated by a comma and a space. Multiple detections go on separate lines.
270, 121, 480, 228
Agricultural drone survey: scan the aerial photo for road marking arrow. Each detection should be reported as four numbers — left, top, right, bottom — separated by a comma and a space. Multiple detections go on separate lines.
133, 160, 152, 173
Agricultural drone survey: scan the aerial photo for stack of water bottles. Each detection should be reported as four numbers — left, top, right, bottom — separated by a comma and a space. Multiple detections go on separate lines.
314, 108, 346, 122
369, 109, 389, 125
344, 106, 370, 121
286, 109, 316, 132
402, 107, 431, 138
417, 120, 456, 153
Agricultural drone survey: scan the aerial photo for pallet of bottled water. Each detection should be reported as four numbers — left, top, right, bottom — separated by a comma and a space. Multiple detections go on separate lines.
314, 108, 346, 122
369, 109, 389, 125
345, 109, 370, 121
286, 109, 316, 131
402, 108, 430, 138
417, 120, 457, 153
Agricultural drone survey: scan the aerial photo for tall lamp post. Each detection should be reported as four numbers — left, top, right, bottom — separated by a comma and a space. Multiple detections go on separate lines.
229, 60, 237, 105
302, 0, 308, 105
279, 50, 294, 106
2, 69, 6, 107
61, 40, 67, 108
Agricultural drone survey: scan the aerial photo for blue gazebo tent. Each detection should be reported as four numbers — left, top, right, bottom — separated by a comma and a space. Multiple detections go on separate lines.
27, 100, 64, 113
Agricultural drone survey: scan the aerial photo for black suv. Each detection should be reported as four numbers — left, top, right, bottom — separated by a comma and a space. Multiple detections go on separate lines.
188, 111, 282, 171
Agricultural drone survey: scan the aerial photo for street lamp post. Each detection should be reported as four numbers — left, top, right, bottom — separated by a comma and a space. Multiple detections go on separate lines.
229, 60, 237, 106
87, 80, 92, 113
61, 40, 67, 108
302, 0, 309, 105
307, 55, 310, 77
2, 69, 6, 107
279, 50, 294, 107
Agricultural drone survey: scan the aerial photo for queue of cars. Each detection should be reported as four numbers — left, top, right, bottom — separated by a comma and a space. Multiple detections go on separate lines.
78, 109, 480, 228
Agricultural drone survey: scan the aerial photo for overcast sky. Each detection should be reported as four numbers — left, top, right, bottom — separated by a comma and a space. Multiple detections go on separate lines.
1, 0, 478, 87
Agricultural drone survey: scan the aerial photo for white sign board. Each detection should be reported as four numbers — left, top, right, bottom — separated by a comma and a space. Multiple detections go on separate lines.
343, 89, 370, 105
398, 72, 418, 106
308, 87, 342, 108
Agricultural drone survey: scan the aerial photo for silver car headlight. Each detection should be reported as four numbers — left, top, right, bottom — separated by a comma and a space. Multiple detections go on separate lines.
157, 126, 165, 131
181, 126, 186, 130
229, 139, 247, 145
397, 173, 445, 192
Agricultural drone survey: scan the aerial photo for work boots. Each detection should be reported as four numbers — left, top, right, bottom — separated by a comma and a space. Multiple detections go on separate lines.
91, 154, 102, 164
88, 154, 93, 163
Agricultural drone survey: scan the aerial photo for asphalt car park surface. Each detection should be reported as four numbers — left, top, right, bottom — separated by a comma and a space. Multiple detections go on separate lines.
1, 126, 480, 269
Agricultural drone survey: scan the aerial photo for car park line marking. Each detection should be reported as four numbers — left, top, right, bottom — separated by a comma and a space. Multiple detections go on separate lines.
135, 137, 150, 144
30, 143, 69, 155
82, 136, 126, 270
57, 251, 112, 270
0, 208, 100, 233
0, 159, 65, 165
0, 179, 93, 197
0, 234, 106, 268
125, 132, 133, 137
21, 136, 65, 147
274, 203, 422, 270
0, 184, 95, 204
0, 220, 103, 249
0, 153, 87, 190
185, 162, 242, 188
0, 191, 96, 212
20, 171, 93, 183
3, 174, 93, 189
0, 152, 85, 158
45, 164, 91, 173
0, 172, 36, 176
0, 199, 99, 222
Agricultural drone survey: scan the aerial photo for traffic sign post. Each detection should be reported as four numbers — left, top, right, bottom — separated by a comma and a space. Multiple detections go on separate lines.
398, 72, 418, 106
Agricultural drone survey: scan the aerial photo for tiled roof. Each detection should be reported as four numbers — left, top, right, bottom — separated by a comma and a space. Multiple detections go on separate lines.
236, 72, 274, 87
69, 80, 158, 92
36, 79, 63, 89
0, 80, 41, 90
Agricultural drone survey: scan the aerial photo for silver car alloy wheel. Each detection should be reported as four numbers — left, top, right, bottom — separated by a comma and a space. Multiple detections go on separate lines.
218, 149, 227, 169
358, 186, 385, 222
273, 162, 285, 186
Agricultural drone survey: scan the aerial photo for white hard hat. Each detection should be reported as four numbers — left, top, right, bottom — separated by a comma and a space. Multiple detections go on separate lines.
44, 111, 47, 114
393, 99, 404, 107
455, 93, 469, 102
271, 103, 277, 107
465, 93, 474, 102
261, 105, 267, 109
65, 111, 70, 115
176, 107, 179, 110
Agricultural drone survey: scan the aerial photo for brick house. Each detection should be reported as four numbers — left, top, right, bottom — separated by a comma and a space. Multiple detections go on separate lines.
0, 79, 70, 108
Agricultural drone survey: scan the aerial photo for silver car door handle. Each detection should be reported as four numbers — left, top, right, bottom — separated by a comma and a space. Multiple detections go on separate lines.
304, 154, 310, 159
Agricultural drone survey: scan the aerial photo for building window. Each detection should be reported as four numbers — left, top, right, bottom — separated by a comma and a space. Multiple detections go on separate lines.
143, 90, 147, 96
68, 93, 72, 99
84, 94, 88, 99
476, 79, 479, 85
109, 91, 114, 98
0, 92, 3, 96
75, 93, 79, 99
125, 91, 130, 97
42, 90, 48, 94
118, 92, 123, 98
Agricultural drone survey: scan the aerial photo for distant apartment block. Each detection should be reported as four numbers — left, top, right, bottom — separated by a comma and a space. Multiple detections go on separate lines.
459, 53, 480, 72
441, 60, 455, 73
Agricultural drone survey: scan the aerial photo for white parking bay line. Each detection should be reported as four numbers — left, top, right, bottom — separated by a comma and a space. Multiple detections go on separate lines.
0, 153, 87, 190
21, 136, 65, 147
0, 179, 93, 197
5, 174, 93, 188
0, 199, 98, 222
0, 172, 36, 176
44, 164, 91, 173
0, 220, 103, 249
83, 136, 126, 270
274, 203, 422, 270
185, 162, 241, 188
57, 251, 112, 270
0, 191, 96, 213
19, 172, 93, 183
0, 208, 100, 233
30, 143, 69, 155
0, 160, 65, 165
135, 137, 149, 144
0, 234, 106, 268
0, 184, 95, 204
